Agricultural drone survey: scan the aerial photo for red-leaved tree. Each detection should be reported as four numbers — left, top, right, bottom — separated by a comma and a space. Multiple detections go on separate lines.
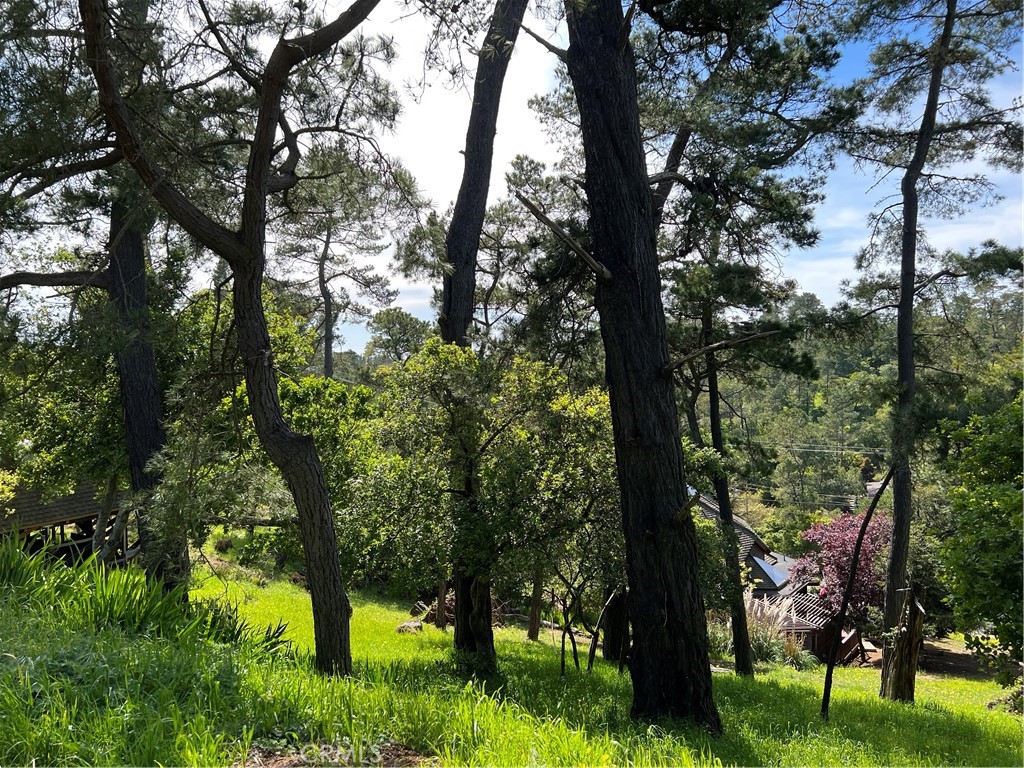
792, 514, 893, 620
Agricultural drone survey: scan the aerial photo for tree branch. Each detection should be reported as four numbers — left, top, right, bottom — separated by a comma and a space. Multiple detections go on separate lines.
663, 329, 781, 376
513, 190, 612, 281
241, 0, 381, 251
0, 269, 111, 292
518, 23, 567, 62
17, 150, 124, 200
79, 0, 245, 263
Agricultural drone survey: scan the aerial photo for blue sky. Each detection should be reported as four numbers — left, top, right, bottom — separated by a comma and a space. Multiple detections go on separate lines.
336, 4, 1022, 353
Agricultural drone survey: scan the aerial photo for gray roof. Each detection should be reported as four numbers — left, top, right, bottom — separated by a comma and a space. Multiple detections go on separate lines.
0, 482, 108, 533
695, 494, 786, 592
695, 495, 772, 560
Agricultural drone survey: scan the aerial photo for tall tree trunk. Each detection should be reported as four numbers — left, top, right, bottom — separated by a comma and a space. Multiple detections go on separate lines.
436, 577, 448, 630
318, 235, 335, 379
602, 589, 628, 661
233, 262, 352, 675
527, 567, 544, 641
107, 199, 190, 589
703, 308, 753, 676
563, 0, 720, 730
80, 0, 378, 678
882, 0, 956, 699
438, 0, 528, 671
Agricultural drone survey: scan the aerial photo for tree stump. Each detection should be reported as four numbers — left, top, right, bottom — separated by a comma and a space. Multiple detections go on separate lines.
880, 590, 925, 702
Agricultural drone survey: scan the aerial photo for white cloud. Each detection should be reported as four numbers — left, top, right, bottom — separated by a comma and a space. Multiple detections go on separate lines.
338, 2, 1022, 345
367, 3, 561, 210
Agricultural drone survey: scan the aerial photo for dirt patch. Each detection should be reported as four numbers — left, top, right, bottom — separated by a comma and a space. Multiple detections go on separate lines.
918, 637, 991, 679
238, 742, 437, 767
860, 636, 993, 680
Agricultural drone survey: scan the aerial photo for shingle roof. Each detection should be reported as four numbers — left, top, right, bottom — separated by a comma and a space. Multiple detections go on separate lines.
695, 495, 771, 559
0, 482, 106, 533
694, 494, 790, 592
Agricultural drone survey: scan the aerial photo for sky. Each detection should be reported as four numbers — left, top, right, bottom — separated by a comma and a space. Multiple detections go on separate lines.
337, 1, 1023, 353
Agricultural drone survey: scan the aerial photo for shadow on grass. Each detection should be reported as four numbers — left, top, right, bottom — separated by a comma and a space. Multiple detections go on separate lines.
353, 643, 1021, 767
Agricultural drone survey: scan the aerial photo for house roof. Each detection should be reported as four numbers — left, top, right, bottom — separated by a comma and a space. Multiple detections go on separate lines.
751, 556, 790, 591
694, 495, 771, 560
0, 482, 108, 533
769, 589, 836, 631
694, 494, 789, 593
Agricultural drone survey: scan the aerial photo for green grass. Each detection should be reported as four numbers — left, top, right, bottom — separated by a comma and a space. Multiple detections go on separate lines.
2, 548, 1021, 766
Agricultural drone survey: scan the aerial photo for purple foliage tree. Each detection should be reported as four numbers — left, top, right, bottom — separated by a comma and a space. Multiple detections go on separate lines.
792, 514, 893, 620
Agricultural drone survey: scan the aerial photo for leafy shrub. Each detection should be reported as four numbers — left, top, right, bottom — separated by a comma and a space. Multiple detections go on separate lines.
781, 633, 819, 671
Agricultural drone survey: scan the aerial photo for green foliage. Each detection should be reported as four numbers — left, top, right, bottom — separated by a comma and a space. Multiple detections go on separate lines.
350, 339, 623, 603
693, 514, 735, 612
364, 308, 432, 364
278, 376, 375, 502
942, 391, 1023, 670
0, 469, 15, 507
1, 549, 1019, 766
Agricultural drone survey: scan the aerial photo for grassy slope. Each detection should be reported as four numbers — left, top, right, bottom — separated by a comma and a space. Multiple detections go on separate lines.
191, 567, 1022, 767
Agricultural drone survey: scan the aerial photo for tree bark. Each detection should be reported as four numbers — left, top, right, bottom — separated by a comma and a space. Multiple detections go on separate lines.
107, 199, 189, 589
80, 0, 378, 677
318, 235, 335, 379
527, 567, 544, 641
436, 577, 448, 630
438, 0, 529, 346
880, 589, 925, 702
703, 309, 753, 676
438, 0, 528, 671
602, 589, 628, 661
563, 0, 720, 730
882, 0, 956, 698
233, 262, 352, 674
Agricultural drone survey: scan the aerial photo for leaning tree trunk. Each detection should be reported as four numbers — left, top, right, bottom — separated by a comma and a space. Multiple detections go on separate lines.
79, 0, 378, 678
703, 308, 754, 676
107, 199, 190, 589
882, 0, 956, 699
563, 0, 720, 730
233, 262, 352, 675
438, 0, 529, 671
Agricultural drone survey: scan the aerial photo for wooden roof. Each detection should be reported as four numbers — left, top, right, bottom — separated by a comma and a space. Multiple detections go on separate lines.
770, 590, 836, 631
0, 482, 107, 533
